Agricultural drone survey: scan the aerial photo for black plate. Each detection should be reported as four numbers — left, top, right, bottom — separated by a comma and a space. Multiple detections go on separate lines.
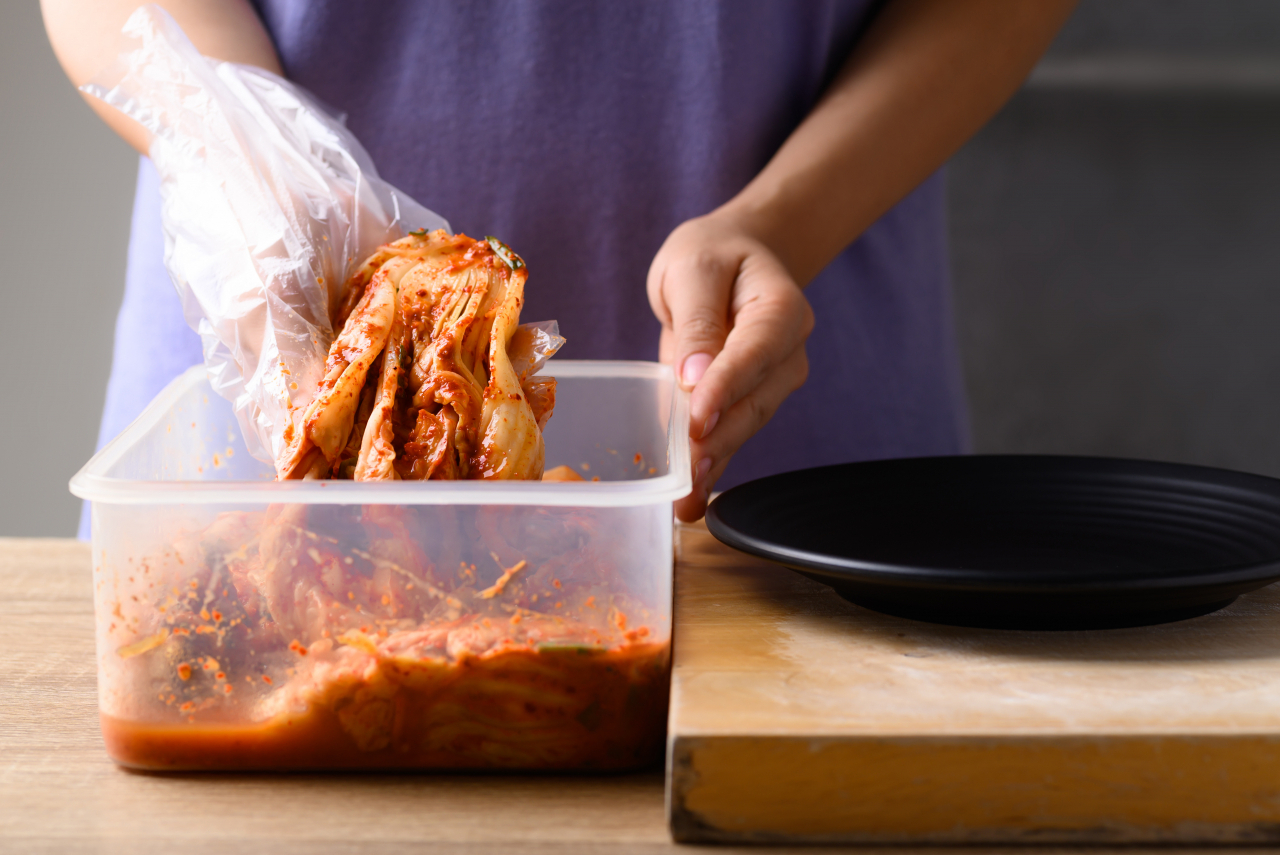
704, 455, 1280, 630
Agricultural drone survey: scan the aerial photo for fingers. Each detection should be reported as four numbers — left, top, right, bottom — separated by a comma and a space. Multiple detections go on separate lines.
676, 459, 727, 523
648, 217, 816, 522
687, 255, 814, 441
649, 249, 740, 392
676, 343, 809, 522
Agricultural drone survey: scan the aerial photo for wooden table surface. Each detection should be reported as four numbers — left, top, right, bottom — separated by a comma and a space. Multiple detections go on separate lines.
0, 534, 1266, 853
668, 524, 1280, 844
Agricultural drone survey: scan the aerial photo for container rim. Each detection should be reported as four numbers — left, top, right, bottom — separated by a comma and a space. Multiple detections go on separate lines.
70, 360, 692, 507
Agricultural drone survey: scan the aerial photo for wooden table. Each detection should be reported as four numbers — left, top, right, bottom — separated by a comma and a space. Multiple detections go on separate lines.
0, 535, 1267, 853
669, 525, 1280, 845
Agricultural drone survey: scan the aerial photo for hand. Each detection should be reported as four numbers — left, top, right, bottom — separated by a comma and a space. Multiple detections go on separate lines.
647, 212, 814, 522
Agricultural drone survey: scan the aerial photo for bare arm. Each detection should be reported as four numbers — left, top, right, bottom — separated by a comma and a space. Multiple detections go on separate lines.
731, 0, 1077, 284
649, 0, 1077, 521
41, 0, 281, 154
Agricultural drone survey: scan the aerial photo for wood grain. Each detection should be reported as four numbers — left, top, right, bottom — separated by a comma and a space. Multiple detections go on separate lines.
2, 533, 1271, 853
667, 522, 1280, 844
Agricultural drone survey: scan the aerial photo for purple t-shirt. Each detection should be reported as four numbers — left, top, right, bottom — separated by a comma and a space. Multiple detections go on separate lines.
85, 0, 967, 536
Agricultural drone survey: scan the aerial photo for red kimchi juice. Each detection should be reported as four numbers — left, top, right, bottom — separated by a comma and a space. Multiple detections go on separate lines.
94, 503, 672, 770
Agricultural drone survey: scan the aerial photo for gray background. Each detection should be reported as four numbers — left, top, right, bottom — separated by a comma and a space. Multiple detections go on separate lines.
953, 0, 1280, 476
2, 2, 136, 537
4, 1, 1279, 536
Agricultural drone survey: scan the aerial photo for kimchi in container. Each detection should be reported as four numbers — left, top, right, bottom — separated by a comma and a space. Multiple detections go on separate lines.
71, 360, 689, 771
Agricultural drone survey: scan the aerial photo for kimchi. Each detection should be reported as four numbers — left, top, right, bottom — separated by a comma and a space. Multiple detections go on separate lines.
278, 230, 561, 482
96, 234, 670, 771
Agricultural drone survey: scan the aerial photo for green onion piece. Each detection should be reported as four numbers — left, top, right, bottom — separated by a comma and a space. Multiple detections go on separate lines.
486, 236, 525, 270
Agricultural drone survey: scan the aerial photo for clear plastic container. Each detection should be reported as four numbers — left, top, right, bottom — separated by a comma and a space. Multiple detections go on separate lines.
71, 360, 689, 771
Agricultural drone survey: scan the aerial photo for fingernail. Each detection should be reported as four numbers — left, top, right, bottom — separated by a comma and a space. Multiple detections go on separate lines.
693, 457, 712, 484
681, 353, 713, 388
700, 411, 720, 440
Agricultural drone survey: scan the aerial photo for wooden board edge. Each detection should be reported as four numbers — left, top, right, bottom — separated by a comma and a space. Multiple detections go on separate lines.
667, 734, 1280, 844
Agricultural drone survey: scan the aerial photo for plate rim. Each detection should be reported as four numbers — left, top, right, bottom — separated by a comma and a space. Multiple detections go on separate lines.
705, 454, 1280, 596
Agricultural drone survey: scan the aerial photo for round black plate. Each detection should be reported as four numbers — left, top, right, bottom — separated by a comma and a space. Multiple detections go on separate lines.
705, 455, 1280, 630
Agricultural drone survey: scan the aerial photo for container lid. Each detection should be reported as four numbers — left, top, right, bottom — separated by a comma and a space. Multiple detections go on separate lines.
71, 361, 691, 507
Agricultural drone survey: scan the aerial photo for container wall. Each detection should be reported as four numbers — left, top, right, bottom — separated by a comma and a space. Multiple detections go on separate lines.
92, 496, 672, 770
100, 368, 676, 484
102, 387, 272, 483
542, 374, 675, 480
86, 363, 680, 771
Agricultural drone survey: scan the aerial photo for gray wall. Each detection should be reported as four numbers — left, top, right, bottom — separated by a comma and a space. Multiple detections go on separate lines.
1, 2, 134, 536
951, 0, 1280, 477
3, 1, 1279, 536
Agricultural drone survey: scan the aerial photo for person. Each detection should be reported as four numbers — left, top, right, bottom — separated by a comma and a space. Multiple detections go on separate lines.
45, 0, 1076, 532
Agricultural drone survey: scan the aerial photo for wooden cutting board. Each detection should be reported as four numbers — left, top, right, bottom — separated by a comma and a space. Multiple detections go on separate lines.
667, 521, 1280, 845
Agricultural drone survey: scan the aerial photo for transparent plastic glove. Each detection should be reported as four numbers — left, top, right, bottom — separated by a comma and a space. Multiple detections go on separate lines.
81, 5, 449, 464
507, 320, 566, 383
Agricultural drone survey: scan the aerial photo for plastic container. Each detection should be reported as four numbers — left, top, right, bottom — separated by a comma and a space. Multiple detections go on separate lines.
71, 360, 689, 771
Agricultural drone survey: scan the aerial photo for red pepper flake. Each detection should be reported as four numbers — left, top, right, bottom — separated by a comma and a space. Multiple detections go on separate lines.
555, 601, 564, 610
189, 580, 199, 589
649, 467, 657, 475
288, 640, 308, 656
199, 608, 211, 621
176, 663, 192, 681
211, 610, 222, 622
614, 610, 628, 632
262, 675, 273, 685
179, 701, 195, 712
381, 595, 390, 606
215, 671, 226, 681
347, 592, 355, 601
223, 684, 233, 695
203, 657, 219, 671
585, 596, 596, 608
634, 453, 643, 464
510, 613, 523, 625
552, 579, 562, 590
